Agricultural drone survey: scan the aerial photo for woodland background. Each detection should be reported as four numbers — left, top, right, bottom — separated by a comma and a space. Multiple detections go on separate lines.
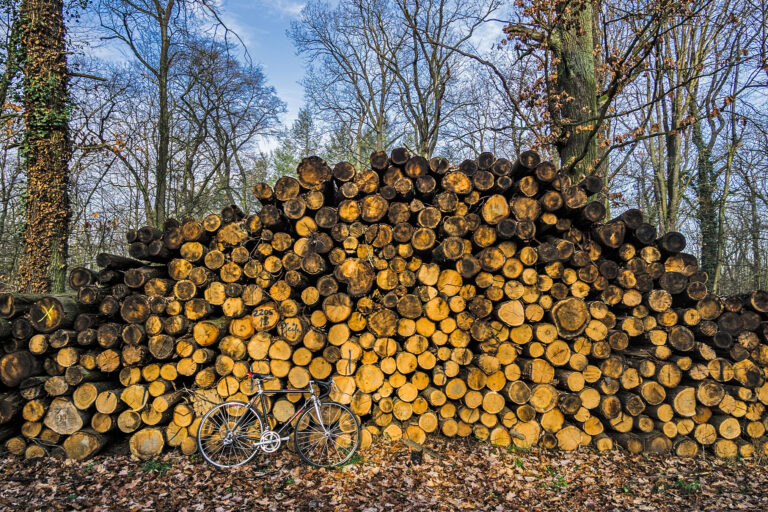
1, 0, 767, 295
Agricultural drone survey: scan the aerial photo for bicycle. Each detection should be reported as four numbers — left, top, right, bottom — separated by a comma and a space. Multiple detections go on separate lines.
197, 372, 361, 468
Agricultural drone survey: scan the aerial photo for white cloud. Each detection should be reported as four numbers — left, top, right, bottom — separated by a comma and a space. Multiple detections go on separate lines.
222, 0, 305, 20
271, 0, 306, 17
470, 19, 506, 53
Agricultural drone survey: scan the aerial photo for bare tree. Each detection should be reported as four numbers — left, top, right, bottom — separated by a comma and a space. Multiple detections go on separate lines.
383, 0, 500, 157
172, 37, 283, 216
96, 0, 244, 226
498, 0, 706, 177
97, 0, 185, 226
604, 0, 764, 292
442, 57, 538, 159
95, 1, 281, 226
290, 0, 402, 168
291, 0, 501, 159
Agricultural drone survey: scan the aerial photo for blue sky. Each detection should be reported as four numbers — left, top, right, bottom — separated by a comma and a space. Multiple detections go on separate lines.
79, 0, 508, 152
80, 0, 308, 150
218, 0, 307, 130
216, 0, 507, 137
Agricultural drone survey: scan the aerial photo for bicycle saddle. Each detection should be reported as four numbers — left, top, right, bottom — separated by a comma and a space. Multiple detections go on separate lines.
247, 372, 272, 379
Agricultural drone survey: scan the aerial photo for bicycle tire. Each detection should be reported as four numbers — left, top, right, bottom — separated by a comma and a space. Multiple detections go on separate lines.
294, 401, 360, 467
197, 401, 264, 468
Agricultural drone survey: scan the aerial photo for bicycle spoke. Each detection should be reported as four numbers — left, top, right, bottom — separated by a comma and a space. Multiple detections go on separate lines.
315, 436, 327, 463
332, 434, 353, 451
295, 402, 359, 467
328, 435, 343, 463
199, 402, 261, 468
207, 412, 224, 431
299, 436, 327, 462
327, 417, 352, 434
295, 432, 323, 449
297, 434, 326, 451
299, 424, 329, 435
205, 439, 226, 457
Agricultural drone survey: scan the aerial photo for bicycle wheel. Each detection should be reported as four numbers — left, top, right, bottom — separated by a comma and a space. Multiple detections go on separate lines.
197, 401, 263, 468
294, 401, 360, 467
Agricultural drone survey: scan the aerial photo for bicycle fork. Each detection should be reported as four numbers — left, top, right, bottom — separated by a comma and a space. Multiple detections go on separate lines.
309, 381, 331, 436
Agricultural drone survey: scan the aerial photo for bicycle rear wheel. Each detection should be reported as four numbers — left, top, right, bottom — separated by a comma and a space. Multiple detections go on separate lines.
294, 401, 360, 467
197, 401, 263, 468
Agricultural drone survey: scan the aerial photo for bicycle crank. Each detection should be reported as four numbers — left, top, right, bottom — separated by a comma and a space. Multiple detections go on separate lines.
257, 430, 282, 453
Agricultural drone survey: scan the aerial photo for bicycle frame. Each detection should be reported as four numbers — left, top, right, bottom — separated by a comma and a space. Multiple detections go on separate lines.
198, 373, 361, 468
239, 379, 331, 446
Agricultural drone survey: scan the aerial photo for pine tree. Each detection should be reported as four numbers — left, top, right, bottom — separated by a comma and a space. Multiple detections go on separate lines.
272, 107, 321, 181
323, 123, 379, 170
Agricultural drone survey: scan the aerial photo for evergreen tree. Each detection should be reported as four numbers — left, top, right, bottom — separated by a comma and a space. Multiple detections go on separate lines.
323, 122, 379, 170
271, 107, 321, 181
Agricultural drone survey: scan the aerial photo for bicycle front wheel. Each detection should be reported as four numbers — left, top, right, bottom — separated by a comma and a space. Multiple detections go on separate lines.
294, 401, 360, 467
197, 401, 263, 468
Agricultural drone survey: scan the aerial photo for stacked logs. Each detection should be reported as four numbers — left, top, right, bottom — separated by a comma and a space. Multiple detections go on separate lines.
1, 148, 768, 463
0, 247, 207, 459
0, 291, 116, 459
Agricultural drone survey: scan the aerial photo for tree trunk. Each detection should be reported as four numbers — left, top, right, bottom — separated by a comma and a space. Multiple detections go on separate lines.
748, 190, 761, 290
153, 1, 174, 228
17, 0, 70, 293
552, 0, 598, 178
692, 119, 718, 291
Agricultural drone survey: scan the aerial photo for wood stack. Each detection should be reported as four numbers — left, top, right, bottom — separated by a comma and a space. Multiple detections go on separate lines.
0, 291, 113, 460
1, 148, 768, 462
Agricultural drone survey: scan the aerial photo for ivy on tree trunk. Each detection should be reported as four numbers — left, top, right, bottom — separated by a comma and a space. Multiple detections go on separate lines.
17, 0, 71, 293
551, 0, 598, 178
692, 118, 718, 292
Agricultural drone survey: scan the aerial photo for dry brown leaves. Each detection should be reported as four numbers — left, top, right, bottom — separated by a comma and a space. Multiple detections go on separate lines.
1, 438, 767, 511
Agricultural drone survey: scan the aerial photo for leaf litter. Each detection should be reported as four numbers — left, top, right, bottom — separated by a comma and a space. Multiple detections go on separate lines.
0, 438, 767, 511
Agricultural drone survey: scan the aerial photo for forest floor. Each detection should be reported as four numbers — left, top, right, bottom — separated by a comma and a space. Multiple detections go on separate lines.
0, 438, 766, 511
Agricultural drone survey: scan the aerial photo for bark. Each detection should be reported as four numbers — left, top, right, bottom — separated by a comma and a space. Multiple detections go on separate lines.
692, 119, 718, 290
3, 148, 768, 462
748, 189, 761, 290
17, 0, 70, 293
154, 0, 174, 228
551, 0, 598, 178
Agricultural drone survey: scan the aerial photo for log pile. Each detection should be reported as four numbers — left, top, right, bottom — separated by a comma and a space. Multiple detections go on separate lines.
2, 148, 768, 462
